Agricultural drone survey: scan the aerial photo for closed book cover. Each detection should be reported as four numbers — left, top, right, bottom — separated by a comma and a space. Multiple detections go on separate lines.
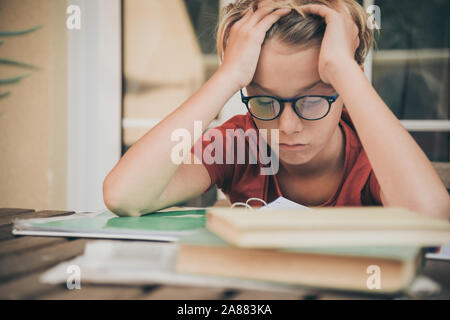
175, 229, 425, 294
206, 207, 450, 248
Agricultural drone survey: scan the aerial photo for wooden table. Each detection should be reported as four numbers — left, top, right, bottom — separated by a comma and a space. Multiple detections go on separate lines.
0, 208, 449, 300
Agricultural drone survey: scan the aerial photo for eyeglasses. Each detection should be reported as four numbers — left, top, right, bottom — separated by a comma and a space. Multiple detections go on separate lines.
240, 89, 339, 121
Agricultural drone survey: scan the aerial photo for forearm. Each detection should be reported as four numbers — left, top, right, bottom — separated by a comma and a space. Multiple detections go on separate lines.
103, 69, 239, 215
329, 61, 450, 219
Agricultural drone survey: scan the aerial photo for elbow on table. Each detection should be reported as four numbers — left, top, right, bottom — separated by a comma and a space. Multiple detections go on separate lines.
102, 178, 144, 217
410, 197, 450, 221
383, 187, 450, 220
103, 195, 142, 218
431, 202, 450, 221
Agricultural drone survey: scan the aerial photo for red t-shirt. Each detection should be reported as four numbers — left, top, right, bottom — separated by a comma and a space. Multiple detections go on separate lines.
192, 108, 382, 207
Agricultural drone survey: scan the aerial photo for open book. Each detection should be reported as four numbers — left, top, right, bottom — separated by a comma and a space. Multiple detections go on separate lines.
12, 208, 206, 241
10, 196, 305, 241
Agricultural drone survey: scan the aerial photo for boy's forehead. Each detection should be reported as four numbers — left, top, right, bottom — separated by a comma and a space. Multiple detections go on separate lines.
252, 39, 324, 96
248, 79, 329, 95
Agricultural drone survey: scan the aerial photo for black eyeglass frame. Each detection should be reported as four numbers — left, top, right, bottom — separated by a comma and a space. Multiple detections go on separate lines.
240, 89, 340, 121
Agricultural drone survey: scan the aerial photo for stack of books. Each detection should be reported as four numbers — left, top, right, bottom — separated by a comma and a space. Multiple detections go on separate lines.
175, 207, 450, 294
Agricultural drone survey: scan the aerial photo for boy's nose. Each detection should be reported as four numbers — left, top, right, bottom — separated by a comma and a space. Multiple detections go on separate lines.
278, 102, 304, 135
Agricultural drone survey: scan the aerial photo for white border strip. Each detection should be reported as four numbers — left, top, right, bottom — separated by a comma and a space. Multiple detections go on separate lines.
122, 118, 223, 129
66, 0, 122, 212
400, 120, 450, 132
124, 118, 450, 132
374, 48, 450, 63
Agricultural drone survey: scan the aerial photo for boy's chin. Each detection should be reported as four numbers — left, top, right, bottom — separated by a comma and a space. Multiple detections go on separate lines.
278, 151, 315, 166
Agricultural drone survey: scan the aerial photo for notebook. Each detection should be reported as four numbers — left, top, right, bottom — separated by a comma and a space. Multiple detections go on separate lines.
175, 228, 425, 294
11, 196, 303, 241
12, 207, 206, 241
206, 207, 450, 247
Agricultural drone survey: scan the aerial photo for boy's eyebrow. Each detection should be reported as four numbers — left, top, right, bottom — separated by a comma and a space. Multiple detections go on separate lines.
249, 80, 327, 96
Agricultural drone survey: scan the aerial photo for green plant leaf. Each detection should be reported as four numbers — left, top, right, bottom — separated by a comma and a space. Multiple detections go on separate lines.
0, 74, 30, 85
0, 58, 40, 70
0, 25, 43, 37
0, 91, 11, 99
0, 40, 3, 46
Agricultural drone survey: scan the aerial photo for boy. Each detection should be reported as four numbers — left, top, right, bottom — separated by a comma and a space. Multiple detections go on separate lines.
103, 0, 449, 219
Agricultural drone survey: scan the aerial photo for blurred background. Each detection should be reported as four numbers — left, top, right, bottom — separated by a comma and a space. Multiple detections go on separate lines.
0, 0, 448, 212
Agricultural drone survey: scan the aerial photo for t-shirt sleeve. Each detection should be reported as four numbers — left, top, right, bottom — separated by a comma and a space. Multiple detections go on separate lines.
362, 170, 382, 205
190, 127, 235, 193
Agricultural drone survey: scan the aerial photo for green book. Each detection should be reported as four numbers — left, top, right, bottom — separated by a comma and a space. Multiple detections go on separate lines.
175, 229, 426, 294
12, 208, 206, 241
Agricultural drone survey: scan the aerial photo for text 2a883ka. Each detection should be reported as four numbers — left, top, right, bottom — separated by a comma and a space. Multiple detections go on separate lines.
177, 304, 272, 317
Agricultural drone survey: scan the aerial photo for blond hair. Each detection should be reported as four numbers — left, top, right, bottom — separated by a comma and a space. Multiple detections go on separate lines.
216, 0, 374, 65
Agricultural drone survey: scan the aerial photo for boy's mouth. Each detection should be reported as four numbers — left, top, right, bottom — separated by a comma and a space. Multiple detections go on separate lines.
278, 143, 308, 151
